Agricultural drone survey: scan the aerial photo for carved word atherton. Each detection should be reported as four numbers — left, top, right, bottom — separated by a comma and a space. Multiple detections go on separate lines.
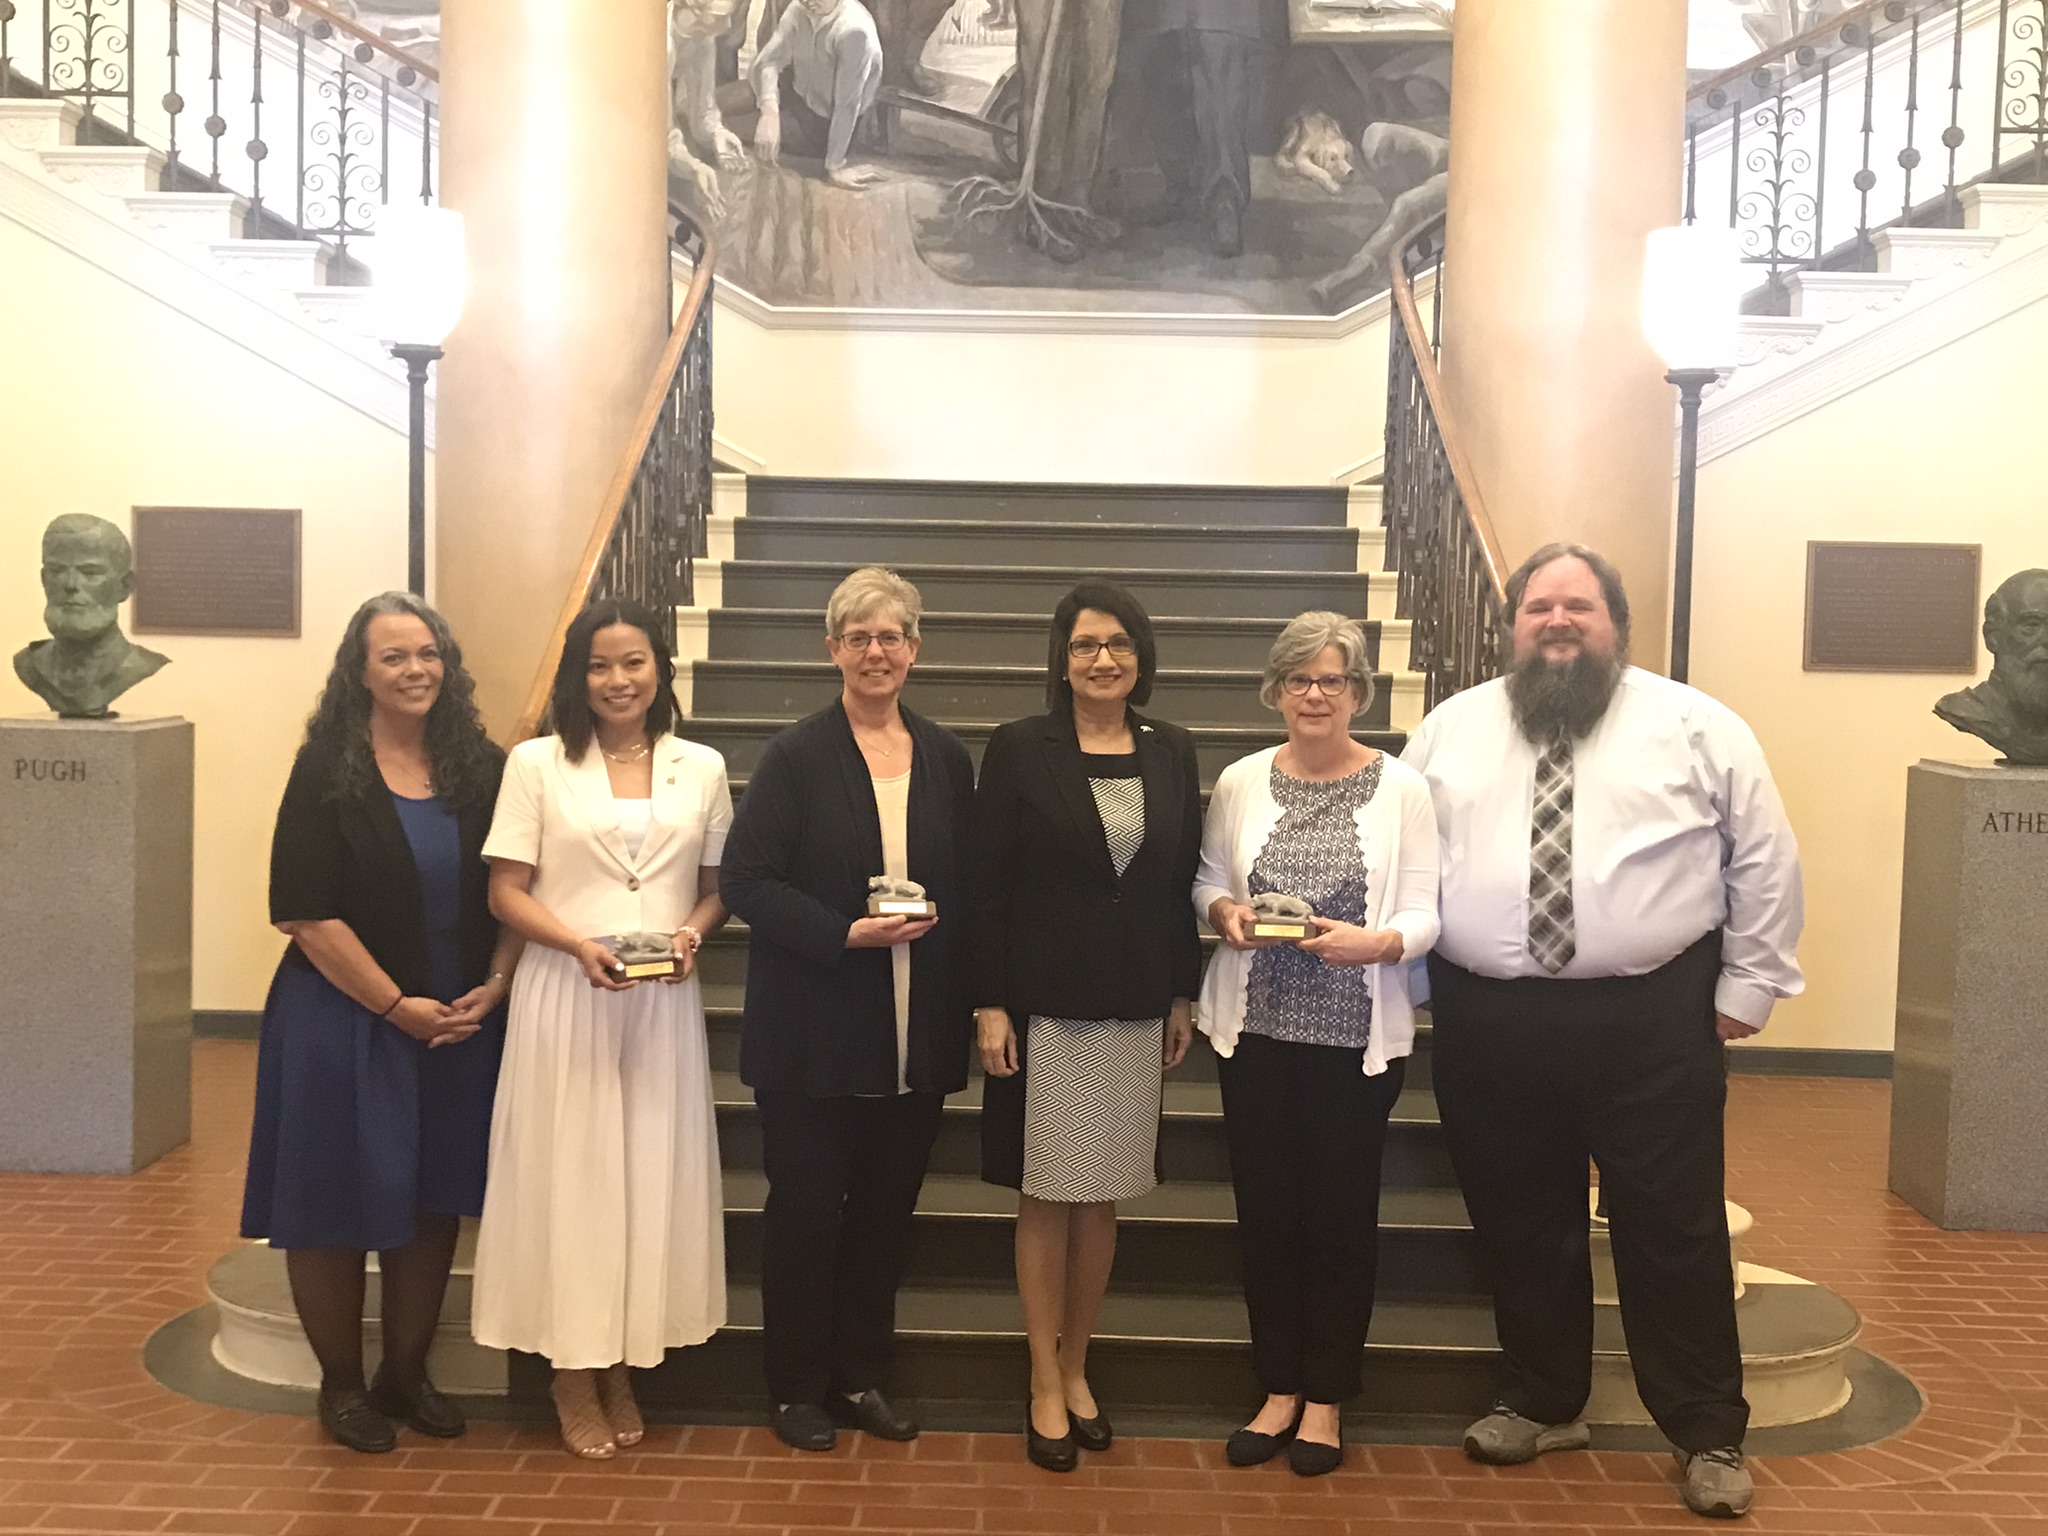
1981, 810, 2048, 834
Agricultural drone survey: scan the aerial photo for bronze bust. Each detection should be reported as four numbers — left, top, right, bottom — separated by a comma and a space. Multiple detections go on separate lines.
12, 514, 169, 719
1935, 568, 2048, 766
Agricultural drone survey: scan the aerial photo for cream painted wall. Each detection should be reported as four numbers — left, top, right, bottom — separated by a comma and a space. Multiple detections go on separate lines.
1691, 295, 2046, 1055
709, 297, 1393, 487
0, 218, 417, 1013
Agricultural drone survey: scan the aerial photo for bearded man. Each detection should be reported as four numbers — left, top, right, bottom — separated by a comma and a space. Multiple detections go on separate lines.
1401, 543, 1804, 1523
1935, 568, 2048, 765
13, 514, 169, 719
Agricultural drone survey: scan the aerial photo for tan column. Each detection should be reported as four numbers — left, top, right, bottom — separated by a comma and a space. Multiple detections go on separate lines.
435, 0, 671, 733
1442, 0, 1688, 670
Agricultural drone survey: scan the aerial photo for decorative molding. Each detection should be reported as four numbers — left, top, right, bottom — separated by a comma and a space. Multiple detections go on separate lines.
711, 433, 767, 475
1786, 272, 1912, 325
124, 192, 247, 243
1733, 315, 1826, 366
1873, 227, 2001, 282
0, 100, 82, 153
1331, 451, 1385, 487
39, 146, 163, 197
0, 153, 419, 443
689, 250, 1396, 340
1961, 184, 2048, 238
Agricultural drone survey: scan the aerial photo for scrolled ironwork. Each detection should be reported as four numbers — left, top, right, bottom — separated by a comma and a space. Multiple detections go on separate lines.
1996, 0, 2048, 180
301, 59, 381, 252
1733, 94, 1821, 302
1381, 214, 1507, 714
43, 0, 133, 133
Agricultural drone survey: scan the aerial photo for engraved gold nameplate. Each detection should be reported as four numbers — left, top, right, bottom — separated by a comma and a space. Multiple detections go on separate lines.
603, 932, 681, 981
1248, 917, 1312, 941
867, 896, 938, 919
1246, 893, 1315, 942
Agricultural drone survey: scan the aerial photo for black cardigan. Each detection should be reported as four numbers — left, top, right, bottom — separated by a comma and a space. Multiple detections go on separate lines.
966, 708, 1204, 1020
268, 743, 504, 998
721, 700, 976, 1098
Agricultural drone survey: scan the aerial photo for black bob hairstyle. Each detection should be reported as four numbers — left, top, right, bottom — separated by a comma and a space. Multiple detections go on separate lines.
1045, 580, 1157, 711
548, 597, 682, 760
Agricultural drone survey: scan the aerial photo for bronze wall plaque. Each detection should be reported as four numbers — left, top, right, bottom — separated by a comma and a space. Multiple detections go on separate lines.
131, 507, 302, 638
1804, 541, 1980, 673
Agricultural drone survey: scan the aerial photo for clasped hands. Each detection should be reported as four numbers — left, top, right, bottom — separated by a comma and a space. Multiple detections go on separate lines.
383, 974, 508, 1048
1208, 899, 1404, 967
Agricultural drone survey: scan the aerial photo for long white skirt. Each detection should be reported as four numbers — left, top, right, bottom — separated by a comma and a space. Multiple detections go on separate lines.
471, 946, 726, 1368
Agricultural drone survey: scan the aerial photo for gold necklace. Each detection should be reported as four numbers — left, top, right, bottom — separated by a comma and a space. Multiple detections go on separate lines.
601, 739, 652, 764
377, 749, 433, 793
854, 730, 905, 758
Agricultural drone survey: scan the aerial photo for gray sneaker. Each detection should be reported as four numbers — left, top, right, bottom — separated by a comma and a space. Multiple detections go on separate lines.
1461, 1403, 1592, 1464
1675, 1446, 1754, 1519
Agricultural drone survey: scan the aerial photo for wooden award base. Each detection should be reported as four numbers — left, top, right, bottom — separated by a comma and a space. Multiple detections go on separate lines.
868, 897, 938, 918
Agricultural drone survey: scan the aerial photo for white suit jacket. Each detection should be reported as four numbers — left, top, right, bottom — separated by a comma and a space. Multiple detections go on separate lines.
483, 733, 732, 938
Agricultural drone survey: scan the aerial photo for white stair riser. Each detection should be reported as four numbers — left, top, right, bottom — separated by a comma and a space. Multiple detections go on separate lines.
39, 145, 164, 197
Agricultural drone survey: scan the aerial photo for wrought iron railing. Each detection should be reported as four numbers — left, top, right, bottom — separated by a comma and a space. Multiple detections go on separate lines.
1686, 0, 2048, 311
1, 0, 436, 264
1382, 213, 1508, 712
510, 214, 718, 745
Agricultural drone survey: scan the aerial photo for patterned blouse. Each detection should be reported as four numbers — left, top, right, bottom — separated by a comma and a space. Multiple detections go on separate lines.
1244, 756, 1385, 1049
1084, 750, 1145, 877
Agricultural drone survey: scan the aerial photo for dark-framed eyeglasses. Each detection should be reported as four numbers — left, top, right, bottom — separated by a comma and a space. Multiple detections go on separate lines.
836, 630, 908, 652
1282, 673, 1353, 698
1068, 636, 1138, 660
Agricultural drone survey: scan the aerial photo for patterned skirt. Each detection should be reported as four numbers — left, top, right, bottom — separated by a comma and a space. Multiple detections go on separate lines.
1021, 1015, 1164, 1204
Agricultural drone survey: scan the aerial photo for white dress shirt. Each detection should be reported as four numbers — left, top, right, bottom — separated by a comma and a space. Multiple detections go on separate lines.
1400, 668, 1804, 1028
750, 0, 883, 170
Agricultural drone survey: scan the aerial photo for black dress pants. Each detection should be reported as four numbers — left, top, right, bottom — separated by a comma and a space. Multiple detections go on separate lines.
1139, 28, 1256, 220
756, 1089, 946, 1406
1427, 933, 1748, 1452
1216, 1032, 1405, 1403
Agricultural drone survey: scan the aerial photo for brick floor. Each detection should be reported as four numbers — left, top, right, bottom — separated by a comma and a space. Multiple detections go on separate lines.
1, 1045, 2045, 1534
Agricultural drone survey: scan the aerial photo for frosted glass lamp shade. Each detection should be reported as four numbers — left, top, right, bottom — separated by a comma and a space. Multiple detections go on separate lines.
375, 204, 468, 347
1641, 224, 1744, 373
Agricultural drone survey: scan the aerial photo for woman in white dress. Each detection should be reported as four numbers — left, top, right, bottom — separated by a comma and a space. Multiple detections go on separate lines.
473, 598, 731, 1459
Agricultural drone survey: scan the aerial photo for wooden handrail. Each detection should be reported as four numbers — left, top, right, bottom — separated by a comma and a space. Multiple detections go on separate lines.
1385, 214, 1509, 605
508, 222, 720, 745
282, 0, 441, 84
1687, 0, 1903, 104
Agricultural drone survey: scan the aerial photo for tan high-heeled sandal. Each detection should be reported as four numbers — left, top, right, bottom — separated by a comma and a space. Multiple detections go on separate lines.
551, 1368, 616, 1460
597, 1363, 644, 1447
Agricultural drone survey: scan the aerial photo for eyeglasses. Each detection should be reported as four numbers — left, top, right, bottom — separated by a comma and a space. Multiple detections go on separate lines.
836, 630, 908, 652
1282, 673, 1354, 698
1068, 636, 1137, 660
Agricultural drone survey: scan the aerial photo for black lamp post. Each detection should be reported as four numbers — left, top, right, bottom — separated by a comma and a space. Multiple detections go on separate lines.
1665, 366, 1718, 686
389, 343, 443, 597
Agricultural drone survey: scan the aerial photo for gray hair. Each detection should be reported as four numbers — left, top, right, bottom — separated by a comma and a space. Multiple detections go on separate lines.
825, 565, 922, 640
1258, 611, 1377, 711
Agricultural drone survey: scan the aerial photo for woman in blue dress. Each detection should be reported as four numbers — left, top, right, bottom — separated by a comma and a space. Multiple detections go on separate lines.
241, 592, 522, 1453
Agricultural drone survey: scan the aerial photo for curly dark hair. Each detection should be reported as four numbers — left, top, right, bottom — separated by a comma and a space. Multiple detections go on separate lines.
303, 592, 501, 808
548, 597, 682, 761
1045, 580, 1158, 711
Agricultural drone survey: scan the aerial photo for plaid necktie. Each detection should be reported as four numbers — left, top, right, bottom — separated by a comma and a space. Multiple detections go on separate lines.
1527, 735, 1576, 973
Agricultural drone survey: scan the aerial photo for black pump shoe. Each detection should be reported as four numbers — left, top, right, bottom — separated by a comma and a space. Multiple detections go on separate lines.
1070, 1409, 1113, 1453
1225, 1403, 1303, 1468
1026, 1404, 1078, 1473
318, 1387, 396, 1454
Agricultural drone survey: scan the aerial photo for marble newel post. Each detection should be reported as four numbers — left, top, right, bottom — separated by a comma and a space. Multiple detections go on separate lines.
1441, 0, 1688, 669
1890, 762, 2048, 1229
0, 718, 194, 1173
434, 0, 672, 735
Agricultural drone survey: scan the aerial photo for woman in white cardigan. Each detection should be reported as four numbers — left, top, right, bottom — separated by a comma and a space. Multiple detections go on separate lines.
1194, 612, 1441, 1478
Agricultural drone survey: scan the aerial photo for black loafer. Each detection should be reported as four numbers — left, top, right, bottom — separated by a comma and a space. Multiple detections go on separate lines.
1225, 1406, 1302, 1468
1070, 1410, 1113, 1453
369, 1369, 466, 1438
1288, 1434, 1344, 1477
1026, 1414, 1078, 1473
318, 1387, 396, 1454
770, 1401, 838, 1452
827, 1388, 919, 1441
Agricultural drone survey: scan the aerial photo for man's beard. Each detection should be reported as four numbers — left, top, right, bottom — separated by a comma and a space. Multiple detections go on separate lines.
44, 600, 114, 643
1506, 644, 1626, 744
1994, 656, 2048, 717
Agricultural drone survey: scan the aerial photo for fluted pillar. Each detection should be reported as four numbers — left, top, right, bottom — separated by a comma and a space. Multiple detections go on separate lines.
435, 0, 671, 733
1442, 0, 1688, 669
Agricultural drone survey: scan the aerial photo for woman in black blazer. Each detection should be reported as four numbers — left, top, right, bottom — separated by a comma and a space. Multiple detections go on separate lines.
968, 581, 1200, 1471
720, 566, 975, 1453
241, 592, 521, 1454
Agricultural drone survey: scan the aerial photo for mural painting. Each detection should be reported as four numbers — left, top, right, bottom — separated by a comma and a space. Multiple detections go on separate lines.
335, 0, 1823, 320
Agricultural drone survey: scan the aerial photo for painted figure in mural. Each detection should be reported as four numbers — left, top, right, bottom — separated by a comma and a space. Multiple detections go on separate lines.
1935, 570, 2048, 766
1012, 0, 1125, 252
1122, 0, 1290, 258
1309, 124, 1448, 312
668, 0, 751, 220
874, 0, 956, 94
752, 0, 888, 188
12, 514, 169, 719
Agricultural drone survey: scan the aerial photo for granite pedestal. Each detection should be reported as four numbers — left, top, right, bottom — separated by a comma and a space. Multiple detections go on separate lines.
1890, 760, 2048, 1229
0, 717, 194, 1172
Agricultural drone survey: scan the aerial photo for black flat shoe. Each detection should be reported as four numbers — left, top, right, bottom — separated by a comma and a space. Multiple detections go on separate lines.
827, 1388, 919, 1442
318, 1387, 396, 1454
1288, 1433, 1344, 1477
1025, 1404, 1078, 1473
1225, 1405, 1303, 1468
770, 1401, 837, 1452
1070, 1409, 1113, 1453
368, 1368, 466, 1438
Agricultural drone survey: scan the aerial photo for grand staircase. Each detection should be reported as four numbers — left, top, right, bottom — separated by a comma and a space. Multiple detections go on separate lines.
196, 474, 1871, 1441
